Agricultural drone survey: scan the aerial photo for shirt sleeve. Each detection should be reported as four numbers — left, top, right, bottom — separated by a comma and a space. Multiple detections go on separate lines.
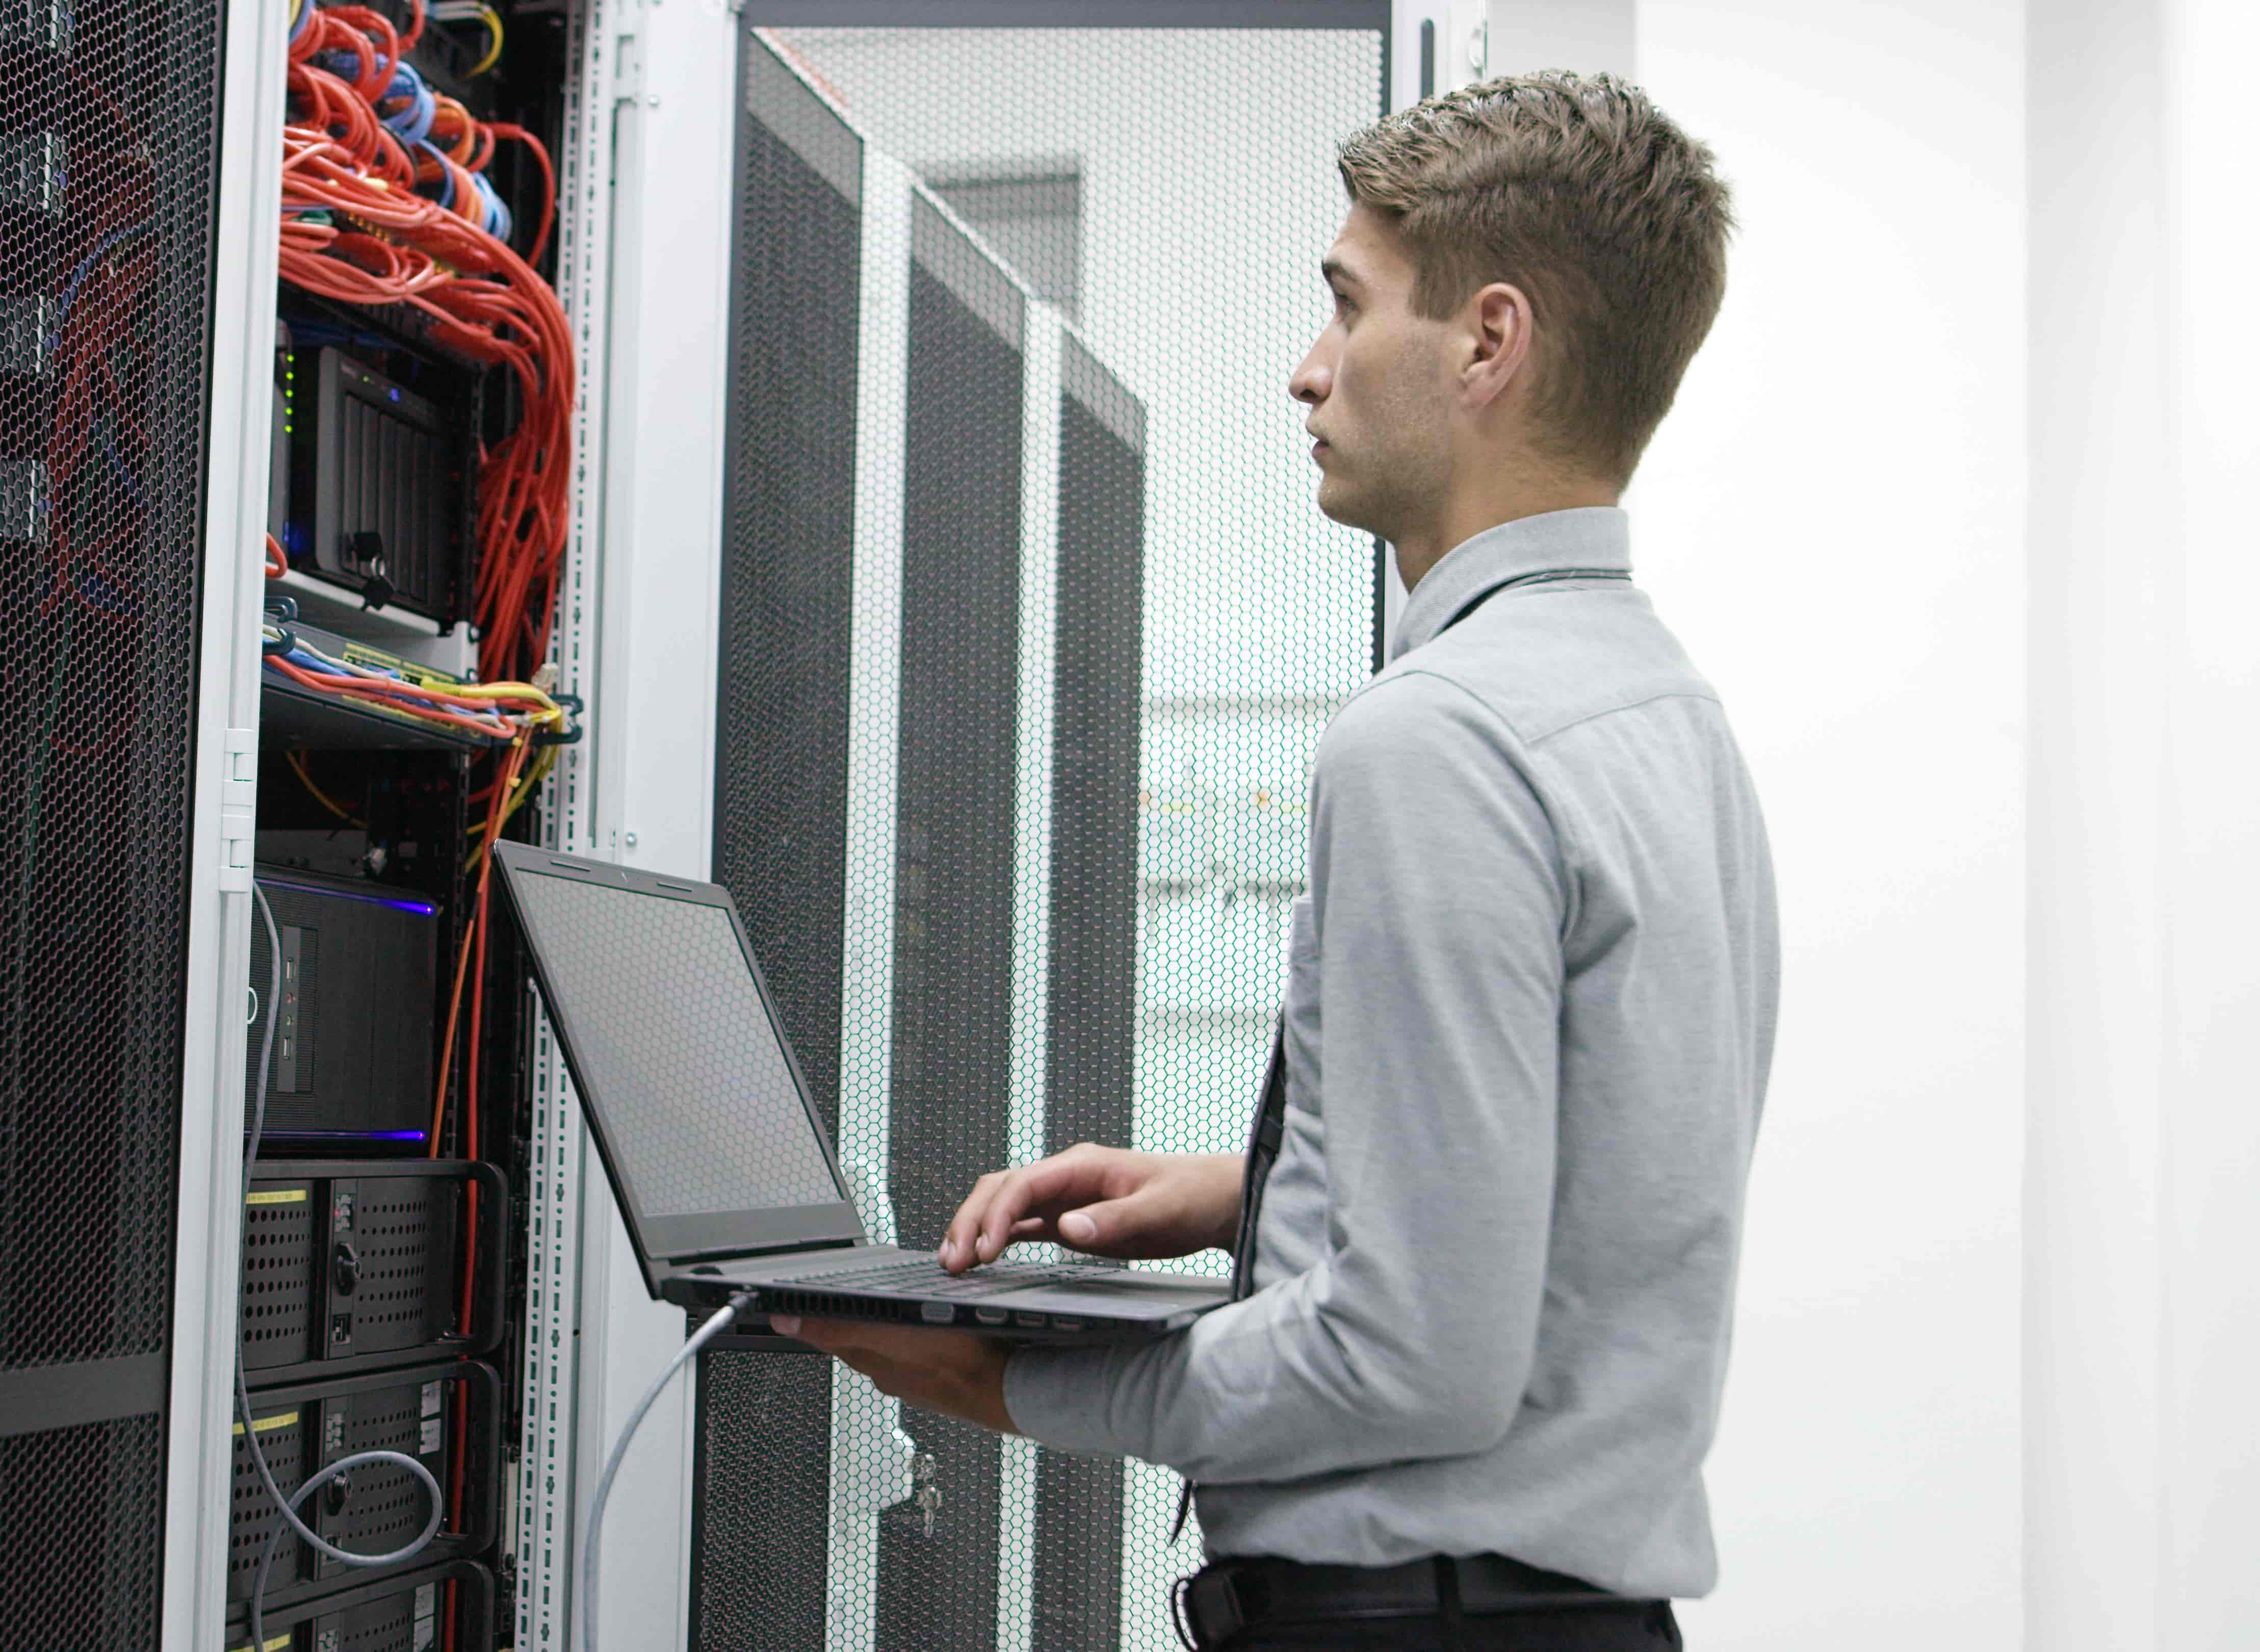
1003, 670, 1567, 1482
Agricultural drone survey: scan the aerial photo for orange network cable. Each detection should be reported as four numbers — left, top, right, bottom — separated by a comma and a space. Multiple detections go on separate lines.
264, 656, 524, 739
281, 2, 574, 688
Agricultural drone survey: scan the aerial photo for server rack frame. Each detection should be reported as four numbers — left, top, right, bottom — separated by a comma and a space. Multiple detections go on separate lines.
165, 4, 295, 1647
503, 3, 745, 1650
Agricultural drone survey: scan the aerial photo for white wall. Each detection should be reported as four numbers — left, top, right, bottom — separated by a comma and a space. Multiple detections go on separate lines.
2025, 1, 2170, 1642
1489, 0, 1633, 77
2150, 7, 2260, 1635
2027, 2, 2260, 1646
1624, 4, 2029, 1646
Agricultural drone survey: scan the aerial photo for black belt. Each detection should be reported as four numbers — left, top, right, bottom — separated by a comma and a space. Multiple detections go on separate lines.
1174, 1553, 1653, 1648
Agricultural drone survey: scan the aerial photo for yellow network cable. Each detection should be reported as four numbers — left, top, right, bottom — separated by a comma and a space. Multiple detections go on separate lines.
469, 6, 505, 76
431, 1, 506, 76
463, 742, 557, 872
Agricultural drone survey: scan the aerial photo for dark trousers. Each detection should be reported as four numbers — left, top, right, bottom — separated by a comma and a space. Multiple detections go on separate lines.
1176, 1554, 1682, 1652
1213, 1602, 1681, 1650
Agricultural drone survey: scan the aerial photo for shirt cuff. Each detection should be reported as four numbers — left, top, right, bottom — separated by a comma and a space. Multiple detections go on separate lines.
1003, 1343, 1130, 1460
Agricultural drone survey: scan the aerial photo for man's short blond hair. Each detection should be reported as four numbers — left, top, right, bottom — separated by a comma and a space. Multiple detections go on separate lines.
1337, 71, 1733, 488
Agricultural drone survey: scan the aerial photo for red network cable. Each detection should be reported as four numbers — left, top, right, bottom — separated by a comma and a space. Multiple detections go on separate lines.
281, 2, 569, 688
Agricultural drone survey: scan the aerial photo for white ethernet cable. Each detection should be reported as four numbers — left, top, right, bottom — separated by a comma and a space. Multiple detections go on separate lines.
578, 1296, 752, 1652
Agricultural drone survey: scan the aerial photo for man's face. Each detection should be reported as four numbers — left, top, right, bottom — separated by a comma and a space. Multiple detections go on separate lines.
1289, 204, 1457, 540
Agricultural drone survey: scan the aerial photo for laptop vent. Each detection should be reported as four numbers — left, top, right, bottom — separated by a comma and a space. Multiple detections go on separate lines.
755, 1288, 925, 1327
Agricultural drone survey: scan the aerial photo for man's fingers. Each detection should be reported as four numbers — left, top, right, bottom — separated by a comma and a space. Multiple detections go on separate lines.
941, 1171, 1011, 1272
944, 1164, 1048, 1269
942, 1146, 1139, 1271
975, 1152, 1105, 1259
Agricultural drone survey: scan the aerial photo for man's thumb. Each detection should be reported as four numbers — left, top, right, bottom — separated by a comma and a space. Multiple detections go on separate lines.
1057, 1196, 1147, 1252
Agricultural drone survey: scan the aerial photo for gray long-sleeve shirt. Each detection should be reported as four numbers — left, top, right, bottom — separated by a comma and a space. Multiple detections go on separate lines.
1003, 507, 1778, 1599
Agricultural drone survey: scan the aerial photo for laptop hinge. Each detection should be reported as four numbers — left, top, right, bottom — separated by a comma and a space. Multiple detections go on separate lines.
671, 1237, 863, 1268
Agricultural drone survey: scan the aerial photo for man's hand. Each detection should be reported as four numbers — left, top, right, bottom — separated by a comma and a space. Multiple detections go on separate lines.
940, 1144, 1244, 1273
770, 1315, 1018, 1434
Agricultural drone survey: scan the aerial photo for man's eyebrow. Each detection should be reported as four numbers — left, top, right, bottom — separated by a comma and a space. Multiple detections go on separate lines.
1321, 255, 1360, 289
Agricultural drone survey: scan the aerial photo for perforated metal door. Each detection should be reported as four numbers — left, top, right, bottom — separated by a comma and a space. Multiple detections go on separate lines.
703, 13, 1383, 1649
0, 0, 228, 1641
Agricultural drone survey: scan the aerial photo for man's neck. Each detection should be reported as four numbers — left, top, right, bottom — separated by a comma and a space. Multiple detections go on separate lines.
1393, 485, 1619, 590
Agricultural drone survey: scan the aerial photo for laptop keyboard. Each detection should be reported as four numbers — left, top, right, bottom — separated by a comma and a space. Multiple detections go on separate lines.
776, 1255, 1123, 1301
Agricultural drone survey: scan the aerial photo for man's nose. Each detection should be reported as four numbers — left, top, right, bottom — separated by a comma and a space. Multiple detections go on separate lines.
1290, 349, 1330, 405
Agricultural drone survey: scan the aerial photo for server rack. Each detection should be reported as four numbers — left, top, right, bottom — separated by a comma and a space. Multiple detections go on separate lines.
696, 36, 867, 1648
874, 189, 1030, 1652
193, 4, 581, 1648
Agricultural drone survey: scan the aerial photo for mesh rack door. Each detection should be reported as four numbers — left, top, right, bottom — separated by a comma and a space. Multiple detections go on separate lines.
704, 12, 1384, 1650
0, 0, 228, 1642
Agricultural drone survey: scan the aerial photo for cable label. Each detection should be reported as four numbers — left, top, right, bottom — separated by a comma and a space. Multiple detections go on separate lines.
230, 1410, 299, 1437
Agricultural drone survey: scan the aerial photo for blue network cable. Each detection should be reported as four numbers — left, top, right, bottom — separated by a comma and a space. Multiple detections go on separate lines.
380, 60, 438, 146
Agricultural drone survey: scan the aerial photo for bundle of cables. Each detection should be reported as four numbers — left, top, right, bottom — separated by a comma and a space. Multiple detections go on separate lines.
281, 0, 570, 690
261, 593, 569, 750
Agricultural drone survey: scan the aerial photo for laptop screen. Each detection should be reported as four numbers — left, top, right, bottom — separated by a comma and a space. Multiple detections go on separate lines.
502, 861, 847, 1220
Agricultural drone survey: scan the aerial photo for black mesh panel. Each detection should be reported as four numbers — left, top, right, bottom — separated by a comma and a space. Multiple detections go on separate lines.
711, 41, 863, 1141
0, 0, 227, 1620
1, 1414, 165, 1645
1032, 339, 1146, 1652
874, 193, 1025, 1652
689, 1349, 832, 1651
696, 41, 866, 1648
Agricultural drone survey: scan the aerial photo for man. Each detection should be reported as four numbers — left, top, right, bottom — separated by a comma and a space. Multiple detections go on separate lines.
776, 71, 1775, 1651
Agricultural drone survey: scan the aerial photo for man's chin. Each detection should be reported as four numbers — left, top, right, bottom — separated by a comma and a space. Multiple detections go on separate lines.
1313, 474, 1376, 534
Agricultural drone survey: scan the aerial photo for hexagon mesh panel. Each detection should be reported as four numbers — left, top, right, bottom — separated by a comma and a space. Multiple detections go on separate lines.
0, 0, 218, 1372
507, 870, 842, 1217
0, 0, 225, 1623
703, 18, 1380, 1651
0, 1413, 165, 1644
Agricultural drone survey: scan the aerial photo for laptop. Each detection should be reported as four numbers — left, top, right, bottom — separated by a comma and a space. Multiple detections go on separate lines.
491, 842, 1231, 1341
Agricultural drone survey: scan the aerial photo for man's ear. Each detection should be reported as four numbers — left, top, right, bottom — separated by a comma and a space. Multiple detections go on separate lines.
1463, 281, 1535, 413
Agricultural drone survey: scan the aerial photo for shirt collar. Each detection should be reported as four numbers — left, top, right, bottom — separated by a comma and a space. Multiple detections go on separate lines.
1389, 507, 1633, 663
